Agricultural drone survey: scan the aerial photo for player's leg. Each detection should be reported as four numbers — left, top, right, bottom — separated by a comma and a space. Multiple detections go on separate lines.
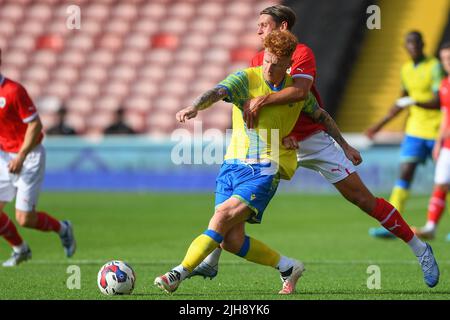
0, 153, 31, 267
371, 136, 425, 238
414, 147, 450, 239
14, 145, 76, 257
369, 161, 418, 238
333, 172, 439, 287
389, 161, 418, 214
220, 222, 305, 294
154, 196, 253, 293
0, 201, 32, 267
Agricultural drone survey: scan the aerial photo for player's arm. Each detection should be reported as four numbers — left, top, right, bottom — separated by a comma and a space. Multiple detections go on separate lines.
433, 107, 450, 160
365, 89, 408, 139
299, 99, 362, 165
248, 77, 312, 110
176, 87, 228, 123
414, 93, 440, 110
177, 70, 248, 123
8, 117, 43, 174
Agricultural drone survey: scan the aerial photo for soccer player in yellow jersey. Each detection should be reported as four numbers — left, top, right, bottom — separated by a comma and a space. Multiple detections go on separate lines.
366, 31, 444, 238
154, 31, 308, 294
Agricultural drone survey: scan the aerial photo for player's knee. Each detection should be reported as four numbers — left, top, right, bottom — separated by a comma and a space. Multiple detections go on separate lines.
399, 163, 416, 181
15, 210, 36, 228
213, 206, 235, 224
435, 184, 449, 193
221, 238, 241, 254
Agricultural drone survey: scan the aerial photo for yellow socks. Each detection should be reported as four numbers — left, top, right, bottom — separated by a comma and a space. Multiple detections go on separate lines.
181, 230, 223, 272
389, 185, 410, 213
236, 236, 280, 268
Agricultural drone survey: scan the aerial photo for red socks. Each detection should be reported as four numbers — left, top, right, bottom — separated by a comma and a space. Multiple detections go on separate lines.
0, 212, 24, 246
35, 212, 61, 233
427, 188, 446, 224
371, 198, 414, 242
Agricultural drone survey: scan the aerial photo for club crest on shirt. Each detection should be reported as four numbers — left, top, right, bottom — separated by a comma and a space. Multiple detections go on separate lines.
0, 97, 6, 108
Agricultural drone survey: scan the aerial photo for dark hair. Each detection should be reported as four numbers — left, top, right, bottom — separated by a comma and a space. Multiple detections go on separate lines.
260, 5, 296, 31
406, 30, 423, 43
440, 41, 450, 51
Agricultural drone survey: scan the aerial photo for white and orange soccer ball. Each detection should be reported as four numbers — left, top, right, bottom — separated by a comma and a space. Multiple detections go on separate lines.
97, 260, 136, 295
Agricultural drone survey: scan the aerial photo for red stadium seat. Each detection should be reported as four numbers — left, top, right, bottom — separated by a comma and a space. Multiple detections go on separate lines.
36, 34, 64, 51
151, 33, 180, 50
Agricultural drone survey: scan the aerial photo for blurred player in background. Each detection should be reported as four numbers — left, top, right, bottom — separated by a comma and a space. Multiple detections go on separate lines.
366, 31, 444, 238
155, 31, 308, 295
414, 42, 450, 240
189, 6, 440, 289
0, 49, 76, 266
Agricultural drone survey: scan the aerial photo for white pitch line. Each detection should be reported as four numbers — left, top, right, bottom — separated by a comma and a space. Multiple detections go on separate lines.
26, 259, 450, 266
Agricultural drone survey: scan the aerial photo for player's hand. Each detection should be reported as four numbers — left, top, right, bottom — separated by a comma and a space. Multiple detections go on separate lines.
176, 106, 198, 123
364, 126, 378, 140
282, 135, 299, 149
8, 153, 26, 174
395, 96, 415, 108
243, 95, 268, 129
432, 142, 441, 161
343, 145, 363, 166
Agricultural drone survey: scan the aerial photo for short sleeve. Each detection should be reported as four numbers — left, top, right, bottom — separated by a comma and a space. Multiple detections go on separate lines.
290, 46, 316, 81
13, 84, 38, 123
431, 62, 445, 93
216, 70, 249, 109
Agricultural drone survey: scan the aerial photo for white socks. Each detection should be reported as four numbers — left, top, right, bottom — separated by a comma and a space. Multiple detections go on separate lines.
58, 221, 68, 236
408, 235, 427, 257
172, 265, 190, 281
423, 221, 436, 233
203, 247, 222, 267
12, 242, 28, 254
276, 255, 293, 273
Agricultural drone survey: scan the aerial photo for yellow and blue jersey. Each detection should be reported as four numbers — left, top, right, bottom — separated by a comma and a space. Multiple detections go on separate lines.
216, 66, 315, 180
401, 56, 444, 140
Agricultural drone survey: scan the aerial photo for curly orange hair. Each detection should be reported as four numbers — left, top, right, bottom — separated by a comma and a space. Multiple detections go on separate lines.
263, 30, 298, 58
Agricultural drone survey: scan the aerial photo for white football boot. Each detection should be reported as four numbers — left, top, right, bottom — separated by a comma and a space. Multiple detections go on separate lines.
279, 260, 305, 294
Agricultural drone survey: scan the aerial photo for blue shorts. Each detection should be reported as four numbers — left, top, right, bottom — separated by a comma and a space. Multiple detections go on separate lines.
400, 135, 435, 164
214, 161, 280, 224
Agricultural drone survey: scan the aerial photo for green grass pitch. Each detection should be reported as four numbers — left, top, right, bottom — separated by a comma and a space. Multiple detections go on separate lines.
0, 192, 449, 300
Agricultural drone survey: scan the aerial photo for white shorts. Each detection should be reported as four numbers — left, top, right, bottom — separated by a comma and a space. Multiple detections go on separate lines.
0, 144, 46, 212
434, 148, 450, 185
297, 131, 356, 184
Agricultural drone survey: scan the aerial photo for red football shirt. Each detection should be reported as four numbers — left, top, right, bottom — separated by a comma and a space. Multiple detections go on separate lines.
0, 75, 43, 153
439, 77, 450, 149
250, 43, 326, 141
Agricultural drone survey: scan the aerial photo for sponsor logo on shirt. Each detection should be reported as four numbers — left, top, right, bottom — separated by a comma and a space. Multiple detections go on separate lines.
0, 97, 5, 108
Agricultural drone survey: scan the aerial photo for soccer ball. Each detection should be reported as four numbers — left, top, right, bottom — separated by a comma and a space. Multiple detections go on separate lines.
97, 260, 136, 295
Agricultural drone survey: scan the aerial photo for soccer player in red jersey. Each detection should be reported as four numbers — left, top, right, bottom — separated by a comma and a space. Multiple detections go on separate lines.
188, 5, 440, 288
414, 42, 450, 240
0, 49, 76, 266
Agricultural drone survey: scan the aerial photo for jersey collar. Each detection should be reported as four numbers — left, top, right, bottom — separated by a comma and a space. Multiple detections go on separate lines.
0, 74, 4, 86
265, 77, 286, 92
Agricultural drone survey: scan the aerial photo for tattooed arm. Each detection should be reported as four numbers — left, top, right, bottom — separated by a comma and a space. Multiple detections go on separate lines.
301, 102, 363, 165
176, 87, 229, 123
